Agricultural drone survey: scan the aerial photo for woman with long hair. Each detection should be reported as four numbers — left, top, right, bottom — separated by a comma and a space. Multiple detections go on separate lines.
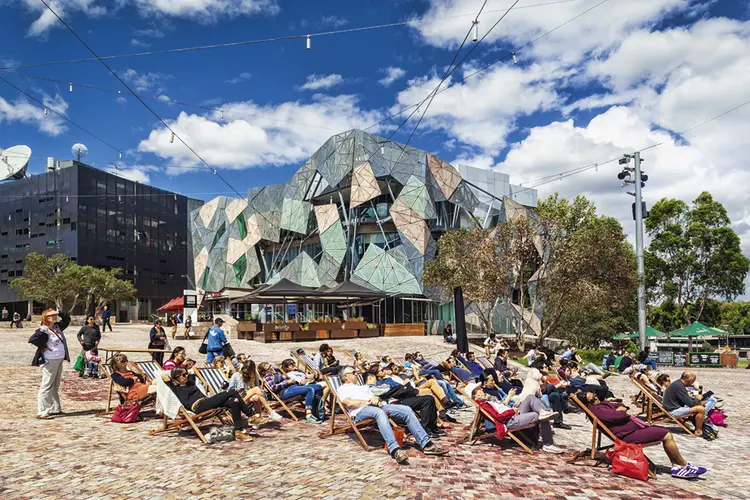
228, 360, 283, 421
109, 353, 156, 402
162, 346, 186, 371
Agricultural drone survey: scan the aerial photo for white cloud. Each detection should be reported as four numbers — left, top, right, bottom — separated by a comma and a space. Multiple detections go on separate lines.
122, 68, 172, 93
106, 164, 160, 184
137, 94, 384, 173
156, 95, 173, 105
132, 28, 166, 38
21, 0, 106, 37
320, 15, 347, 27
115, 96, 127, 105
225, 72, 252, 84
0, 93, 69, 136
298, 74, 345, 91
378, 67, 407, 87
130, 38, 151, 48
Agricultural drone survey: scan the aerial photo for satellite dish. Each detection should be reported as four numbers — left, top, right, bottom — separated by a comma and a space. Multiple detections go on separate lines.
72, 143, 88, 162
0, 145, 31, 181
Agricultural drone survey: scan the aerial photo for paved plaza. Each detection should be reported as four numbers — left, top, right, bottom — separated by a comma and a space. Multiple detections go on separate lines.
0, 324, 748, 499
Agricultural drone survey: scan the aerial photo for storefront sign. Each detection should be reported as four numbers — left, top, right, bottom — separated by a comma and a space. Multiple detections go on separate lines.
688, 352, 721, 366
674, 353, 686, 367
184, 295, 197, 307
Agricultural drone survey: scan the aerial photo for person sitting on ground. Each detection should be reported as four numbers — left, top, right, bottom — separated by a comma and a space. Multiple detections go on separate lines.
467, 382, 563, 453
560, 346, 576, 361
76, 315, 101, 352
313, 344, 340, 375
336, 366, 448, 464
578, 390, 707, 479
258, 362, 323, 423
613, 350, 625, 371
522, 346, 537, 365
662, 371, 711, 437
227, 360, 283, 422
638, 347, 658, 371
167, 366, 255, 438
484, 333, 500, 357
381, 363, 456, 425
162, 346, 187, 371
84, 347, 102, 378
443, 323, 455, 344
109, 353, 157, 403
617, 352, 635, 374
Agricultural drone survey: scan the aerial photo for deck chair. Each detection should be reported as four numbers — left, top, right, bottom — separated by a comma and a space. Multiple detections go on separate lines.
258, 368, 302, 421
477, 356, 495, 370
134, 360, 162, 381
629, 376, 697, 437
98, 363, 156, 414
290, 350, 321, 377
194, 367, 230, 396
569, 393, 658, 479
149, 372, 230, 443
318, 374, 390, 451
462, 399, 537, 454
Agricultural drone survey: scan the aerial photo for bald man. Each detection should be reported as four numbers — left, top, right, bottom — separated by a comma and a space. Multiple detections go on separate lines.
662, 371, 706, 435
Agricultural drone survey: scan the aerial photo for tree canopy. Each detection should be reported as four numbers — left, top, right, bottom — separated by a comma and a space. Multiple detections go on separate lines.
10, 253, 137, 313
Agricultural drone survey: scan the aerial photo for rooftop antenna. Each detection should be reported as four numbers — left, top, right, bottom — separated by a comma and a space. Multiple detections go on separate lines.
72, 143, 88, 163
0, 145, 31, 181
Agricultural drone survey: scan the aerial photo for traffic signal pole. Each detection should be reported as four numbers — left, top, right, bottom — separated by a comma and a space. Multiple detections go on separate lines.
634, 152, 647, 351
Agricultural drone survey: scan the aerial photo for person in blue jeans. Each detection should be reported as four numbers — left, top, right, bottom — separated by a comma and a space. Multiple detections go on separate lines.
205, 318, 227, 363
407, 353, 443, 379
259, 362, 322, 423
336, 367, 447, 464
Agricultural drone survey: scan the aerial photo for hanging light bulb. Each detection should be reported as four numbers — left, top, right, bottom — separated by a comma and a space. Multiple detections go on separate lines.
306, 35, 311, 50
119, 152, 123, 159
69, 83, 73, 93
213, 169, 217, 175
512, 52, 518, 65
44, 107, 48, 116
472, 21, 479, 42
220, 110, 224, 120
380, 144, 385, 155
170, 132, 175, 144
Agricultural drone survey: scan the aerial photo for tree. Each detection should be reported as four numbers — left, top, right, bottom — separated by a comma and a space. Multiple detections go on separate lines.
10, 253, 136, 313
719, 301, 750, 335
423, 227, 509, 335
645, 192, 750, 324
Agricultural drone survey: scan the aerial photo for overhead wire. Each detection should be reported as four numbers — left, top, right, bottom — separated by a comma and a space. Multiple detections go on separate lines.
0, 0, 582, 72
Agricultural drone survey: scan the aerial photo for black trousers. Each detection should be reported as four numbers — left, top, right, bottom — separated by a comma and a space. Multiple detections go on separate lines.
103, 318, 112, 332
397, 395, 438, 431
194, 389, 252, 429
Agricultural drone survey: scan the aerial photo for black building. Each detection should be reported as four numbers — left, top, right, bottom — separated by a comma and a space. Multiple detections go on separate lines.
0, 160, 202, 321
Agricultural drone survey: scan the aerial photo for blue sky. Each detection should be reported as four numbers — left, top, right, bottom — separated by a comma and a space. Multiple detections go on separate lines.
2, 0, 750, 290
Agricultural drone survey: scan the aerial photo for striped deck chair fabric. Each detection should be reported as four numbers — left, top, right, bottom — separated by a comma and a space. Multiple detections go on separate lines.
477, 356, 494, 370
292, 350, 320, 374
196, 367, 229, 395
134, 360, 161, 381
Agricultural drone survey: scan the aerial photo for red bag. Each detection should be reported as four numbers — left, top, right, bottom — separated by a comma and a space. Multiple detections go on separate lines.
384, 426, 405, 451
605, 439, 650, 481
112, 401, 143, 423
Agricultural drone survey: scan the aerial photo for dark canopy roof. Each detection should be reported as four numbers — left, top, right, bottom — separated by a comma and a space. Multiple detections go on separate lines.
321, 280, 385, 299
258, 279, 321, 297
232, 279, 386, 304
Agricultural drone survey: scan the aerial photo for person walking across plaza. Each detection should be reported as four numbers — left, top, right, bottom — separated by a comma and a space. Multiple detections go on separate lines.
148, 319, 168, 365
101, 305, 112, 332
170, 314, 178, 339
12, 311, 22, 328
1, 306, 7, 322
206, 318, 227, 363
28, 309, 71, 419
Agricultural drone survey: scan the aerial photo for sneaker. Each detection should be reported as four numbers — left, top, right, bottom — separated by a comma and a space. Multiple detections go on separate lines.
269, 411, 283, 422
392, 448, 409, 464
422, 443, 448, 456
686, 464, 707, 475
542, 444, 564, 454
539, 410, 558, 422
671, 465, 699, 479
305, 414, 321, 424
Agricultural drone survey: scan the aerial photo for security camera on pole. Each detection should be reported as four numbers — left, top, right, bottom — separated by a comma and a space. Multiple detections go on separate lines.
618, 153, 649, 351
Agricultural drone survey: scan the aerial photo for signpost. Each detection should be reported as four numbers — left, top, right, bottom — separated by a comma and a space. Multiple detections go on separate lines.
688, 352, 721, 367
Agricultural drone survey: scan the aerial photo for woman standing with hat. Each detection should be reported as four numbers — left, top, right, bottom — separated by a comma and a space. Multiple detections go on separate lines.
28, 309, 71, 419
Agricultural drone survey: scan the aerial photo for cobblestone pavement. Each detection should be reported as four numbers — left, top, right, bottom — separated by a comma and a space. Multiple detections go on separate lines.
1, 324, 748, 499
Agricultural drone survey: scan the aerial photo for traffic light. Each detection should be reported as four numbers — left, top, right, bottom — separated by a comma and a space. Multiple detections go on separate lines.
632, 201, 649, 220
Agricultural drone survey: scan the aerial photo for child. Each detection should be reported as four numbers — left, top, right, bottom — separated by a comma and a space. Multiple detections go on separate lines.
85, 347, 102, 378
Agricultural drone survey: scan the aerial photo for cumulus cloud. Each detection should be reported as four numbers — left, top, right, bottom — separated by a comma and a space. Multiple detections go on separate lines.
137, 94, 384, 173
320, 15, 347, 27
122, 68, 172, 93
106, 164, 161, 184
225, 72, 252, 84
0, 93, 69, 136
298, 74, 345, 91
130, 38, 151, 48
378, 67, 407, 87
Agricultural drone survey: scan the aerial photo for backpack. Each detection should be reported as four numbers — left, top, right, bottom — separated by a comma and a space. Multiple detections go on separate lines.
707, 408, 727, 427
702, 421, 719, 441
204, 425, 235, 444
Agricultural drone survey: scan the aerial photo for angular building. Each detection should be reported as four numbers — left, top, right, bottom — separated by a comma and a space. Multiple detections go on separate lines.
190, 129, 538, 327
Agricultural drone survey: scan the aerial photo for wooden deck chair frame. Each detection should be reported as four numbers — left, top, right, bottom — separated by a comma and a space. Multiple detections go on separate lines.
463, 403, 537, 454
98, 362, 156, 414
318, 374, 385, 451
257, 368, 302, 421
629, 376, 697, 437
569, 393, 658, 479
290, 350, 321, 377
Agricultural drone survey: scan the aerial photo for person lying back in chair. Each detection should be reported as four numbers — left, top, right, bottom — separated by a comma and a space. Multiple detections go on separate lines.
467, 382, 563, 454
337, 367, 448, 465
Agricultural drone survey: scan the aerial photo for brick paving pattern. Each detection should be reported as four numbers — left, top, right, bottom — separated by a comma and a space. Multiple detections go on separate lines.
1, 324, 747, 499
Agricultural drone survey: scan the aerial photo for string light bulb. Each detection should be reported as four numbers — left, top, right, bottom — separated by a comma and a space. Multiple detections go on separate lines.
512, 52, 518, 65
220, 110, 224, 120
119, 152, 123, 159
472, 21, 479, 42
306, 35, 311, 50
170, 132, 175, 144
44, 107, 48, 115
69, 83, 73, 93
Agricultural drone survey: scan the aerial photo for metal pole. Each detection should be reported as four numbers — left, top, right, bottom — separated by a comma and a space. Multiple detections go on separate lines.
634, 152, 647, 351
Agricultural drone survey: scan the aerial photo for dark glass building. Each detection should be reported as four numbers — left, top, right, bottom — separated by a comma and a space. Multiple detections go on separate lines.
0, 160, 202, 321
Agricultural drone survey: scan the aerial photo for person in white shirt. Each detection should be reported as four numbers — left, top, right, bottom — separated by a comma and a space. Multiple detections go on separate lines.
28, 309, 71, 419
484, 333, 500, 357
336, 367, 448, 464
523, 348, 537, 365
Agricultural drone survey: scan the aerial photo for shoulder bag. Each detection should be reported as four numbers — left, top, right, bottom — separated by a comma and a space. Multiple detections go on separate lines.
112, 401, 143, 423
198, 330, 210, 355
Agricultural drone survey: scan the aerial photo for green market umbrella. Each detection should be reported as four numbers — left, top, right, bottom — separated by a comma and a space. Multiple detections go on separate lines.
613, 326, 667, 340
669, 322, 723, 338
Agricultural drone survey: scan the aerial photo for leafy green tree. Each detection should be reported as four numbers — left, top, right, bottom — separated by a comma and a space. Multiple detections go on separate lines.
719, 301, 750, 335
80, 266, 137, 314
645, 192, 750, 324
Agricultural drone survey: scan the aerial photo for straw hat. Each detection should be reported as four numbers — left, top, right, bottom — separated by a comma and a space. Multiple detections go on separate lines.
40, 308, 59, 325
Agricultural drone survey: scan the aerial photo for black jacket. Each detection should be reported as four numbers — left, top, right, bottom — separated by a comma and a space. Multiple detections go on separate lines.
28, 313, 71, 367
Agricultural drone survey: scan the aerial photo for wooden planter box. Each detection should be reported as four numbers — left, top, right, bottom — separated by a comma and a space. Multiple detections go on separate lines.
343, 321, 367, 330
279, 331, 294, 341
315, 330, 330, 340
263, 322, 300, 333
330, 329, 358, 339
359, 328, 380, 338
383, 323, 425, 337
307, 322, 343, 331
236, 321, 261, 340
253, 331, 276, 343
293, 330, 318, 341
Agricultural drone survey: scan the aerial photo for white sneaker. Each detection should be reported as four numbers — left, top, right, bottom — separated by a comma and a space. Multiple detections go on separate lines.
542, 444, 564, 454
539, 410, 558, 422
269, 411, 283, 421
